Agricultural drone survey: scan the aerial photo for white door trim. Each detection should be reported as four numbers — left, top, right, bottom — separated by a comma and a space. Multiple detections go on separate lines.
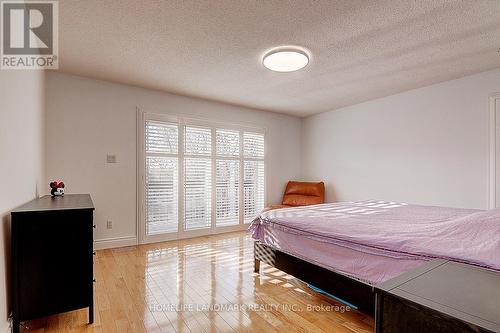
488, 93, 500, 209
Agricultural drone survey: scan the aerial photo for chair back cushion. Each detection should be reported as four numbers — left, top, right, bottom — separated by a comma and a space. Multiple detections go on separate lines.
281, 181, 325, 207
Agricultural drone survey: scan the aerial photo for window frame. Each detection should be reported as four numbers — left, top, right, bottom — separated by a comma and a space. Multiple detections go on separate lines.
138, 110, 267, 244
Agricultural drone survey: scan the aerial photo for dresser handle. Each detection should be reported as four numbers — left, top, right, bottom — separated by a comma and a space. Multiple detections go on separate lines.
93, 225, 96, 228
93, 251, 96, 255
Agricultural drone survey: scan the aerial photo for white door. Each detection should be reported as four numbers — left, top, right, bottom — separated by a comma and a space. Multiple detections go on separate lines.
138, 111, 266, 244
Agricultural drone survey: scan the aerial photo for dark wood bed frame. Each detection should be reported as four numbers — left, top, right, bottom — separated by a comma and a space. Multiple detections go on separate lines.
253, 241, 376, 314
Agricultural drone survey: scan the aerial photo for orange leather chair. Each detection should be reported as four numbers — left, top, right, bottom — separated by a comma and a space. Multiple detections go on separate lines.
264, 181, 325, 211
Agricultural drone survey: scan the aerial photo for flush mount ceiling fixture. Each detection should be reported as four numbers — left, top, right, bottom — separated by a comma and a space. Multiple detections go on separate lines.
262, 47, 309, 72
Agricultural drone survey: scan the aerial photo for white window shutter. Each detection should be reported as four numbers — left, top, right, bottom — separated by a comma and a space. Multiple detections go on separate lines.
145, 121, 179, 235
184, 126, 212, 230
243, 132, 265, 158
146, 121, 178, 154
243, 132, 265, 222
243, 160, 265, 223
243, 132, 265, 223
216, 129, 240, 156
185, 126, 212, 156
144, 119, 265, 238
216, 160, 239, 226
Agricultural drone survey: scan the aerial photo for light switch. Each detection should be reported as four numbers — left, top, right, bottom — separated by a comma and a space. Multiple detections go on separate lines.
106, 154, 117, 163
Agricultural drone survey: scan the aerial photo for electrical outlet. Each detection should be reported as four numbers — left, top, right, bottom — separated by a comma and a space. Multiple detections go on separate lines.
106, 220, 113, 229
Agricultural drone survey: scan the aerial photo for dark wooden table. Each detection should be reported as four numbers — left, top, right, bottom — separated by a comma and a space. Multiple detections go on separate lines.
375, 259, 500, 333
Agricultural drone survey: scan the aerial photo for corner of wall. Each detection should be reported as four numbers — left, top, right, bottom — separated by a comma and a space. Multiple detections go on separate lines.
0, 70, 47, 332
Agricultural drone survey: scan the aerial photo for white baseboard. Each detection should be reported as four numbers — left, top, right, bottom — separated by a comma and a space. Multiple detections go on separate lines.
94, 227, 248, 249
94, 236, 137, 250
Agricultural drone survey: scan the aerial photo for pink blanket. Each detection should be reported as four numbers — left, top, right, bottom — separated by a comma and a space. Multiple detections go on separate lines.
249, 200, 500, 272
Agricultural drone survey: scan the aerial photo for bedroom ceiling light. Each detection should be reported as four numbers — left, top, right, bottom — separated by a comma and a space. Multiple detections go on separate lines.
263, 48, 309, 72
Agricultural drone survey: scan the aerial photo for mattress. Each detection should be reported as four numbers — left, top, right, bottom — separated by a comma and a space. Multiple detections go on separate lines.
249, 200, 500, 285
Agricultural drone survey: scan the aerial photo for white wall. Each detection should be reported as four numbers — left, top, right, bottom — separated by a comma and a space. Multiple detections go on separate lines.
45, 67, 500, 245
302, 68, 500, 209
45, 72, 302, 244
0, 71, 45, 332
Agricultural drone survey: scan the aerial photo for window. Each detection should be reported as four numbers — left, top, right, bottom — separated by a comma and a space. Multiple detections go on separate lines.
243, 132, 265, 223
184, 126, 212, 230
144, 120, 179, 235
216, 129, 240, 226
141, 114, 265, 241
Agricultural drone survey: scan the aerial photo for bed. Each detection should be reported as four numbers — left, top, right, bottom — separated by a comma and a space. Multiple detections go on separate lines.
249, 200, 500, 314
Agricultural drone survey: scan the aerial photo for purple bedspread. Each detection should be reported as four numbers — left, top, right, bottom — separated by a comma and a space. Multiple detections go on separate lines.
249, 200, 500, 273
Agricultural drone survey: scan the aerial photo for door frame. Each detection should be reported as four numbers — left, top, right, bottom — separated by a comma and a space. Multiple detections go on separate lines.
136, 108, 267, 244
488, 93, 500, 209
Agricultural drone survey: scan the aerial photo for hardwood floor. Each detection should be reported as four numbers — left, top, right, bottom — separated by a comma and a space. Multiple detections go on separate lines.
22, 231, 374, 333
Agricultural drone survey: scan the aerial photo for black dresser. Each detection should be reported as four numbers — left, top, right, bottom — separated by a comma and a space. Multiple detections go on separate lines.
11, 194, 95, 333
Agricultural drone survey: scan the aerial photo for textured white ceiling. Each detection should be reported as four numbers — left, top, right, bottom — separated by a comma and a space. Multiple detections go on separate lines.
58, 0, 500, 117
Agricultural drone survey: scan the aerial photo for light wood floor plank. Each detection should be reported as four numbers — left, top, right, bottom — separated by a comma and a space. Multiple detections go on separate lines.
21, 231, 374, 333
